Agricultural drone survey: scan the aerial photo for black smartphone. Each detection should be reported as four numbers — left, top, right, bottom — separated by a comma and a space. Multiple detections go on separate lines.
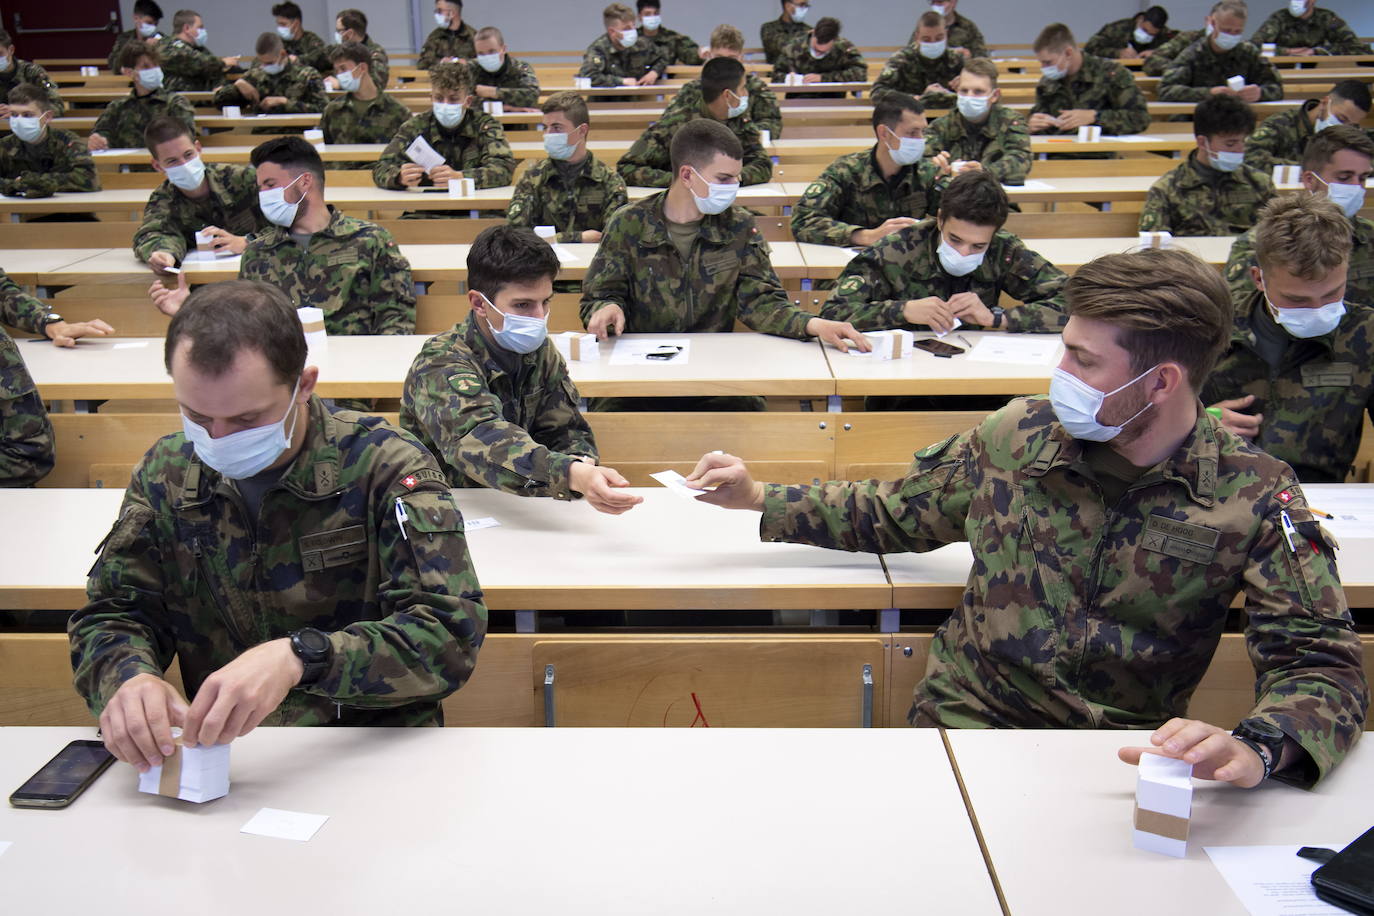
1311, 825, 1374, 914
915, 339, 966, 358
645, 345, 682, 361
9, 739, 115, 809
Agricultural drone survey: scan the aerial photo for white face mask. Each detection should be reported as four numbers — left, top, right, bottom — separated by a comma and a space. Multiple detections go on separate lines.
956, 94, 990, 120
1213, 30, 1243, 51
275, 25, 294, 40
937, 237, 984, 276
1314, 174, 1366, 219
543, 130, 578, 160
181, 378, 303, 480
808, 44, 828, 60
618, 28, 638, 48
9, 115, 44, 144
1204, 22, 1214, 38
1288, 0, 1307, 16
641, 15, 662, 30
792, 4, 810, 22
1204, 140, 1245, 172
334, 30, 344, 44
918, 40, 947, 59
434, 11, 449, 27
689, 166, 739, 215
726, 90, 748, 119
476, 52, 503, 72
138, 22, 159, 38
433, 100, 465, 128
0, 57, 10, 72
1049, 365, 1158, 442
885, 128, 926, 166
136, 66, 164, 90
335, 65, 362, 93
1261, 273, 1346, 338
1133, 26, 1154, 45
194, 27, 208, 46
258, 172, 304, 228
482, 293, 548, 354
1041, 57, 1067, 81
261, 60, 285, 75
164, 154, 206, 191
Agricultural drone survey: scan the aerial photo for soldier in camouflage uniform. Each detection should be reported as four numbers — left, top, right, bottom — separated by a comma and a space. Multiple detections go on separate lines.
158, 10, 230, 93
1228, 126, 1374, 307
1250, 1, 1366, 56
273, 2, 330, 73
636, 1, 700, 66
580, 4, 669, 88
872, 13, 965, 109
71, 280, 486, 769
584, 119, 867, 410
1140, 96, 1275, 236
792, 92, 946, 247
1142, 27, 1207, 76
0, 31, 64, 116
1243, 81, 1372, 173
1030, 24, 1151, 137
760, 0, 811, 66
0, 85, 99, 198
468, 27, 541, 111
617, 57, 771, 188
0, 265, 113, 346
821, 170, 1067, 332
0, 322, 52, 487
402, 226, 642, 514
106, 0, 164, 74
932, 0, 989, 59
213, 32, 327, 118
1083, 9, 1177, 59
690, 246, 1368, 789
1159, 3, 1284, 103
418, 0, 477, 68
507, 92, 628, 244
1207, 194, 1374, 484
330, 9, 389, 90
769, 17, 866, 96
670, 25, 782, 139
373, 64, 515, 207
924, 57, 1031, 185
319, 42, 412, 161
134, 117, 266, 271
89, 43, 197, 151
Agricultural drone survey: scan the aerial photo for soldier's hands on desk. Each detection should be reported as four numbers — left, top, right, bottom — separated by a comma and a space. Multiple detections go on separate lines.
45, 317, 114, 347
99, 672, 190, 773
586, 303, 626, 340
685, 452, 765, 511
1118, 718, 1267, 788
807, 317, 870, 353
179, 638, 305, 750
399, 163, 427, 187
569, 461, 643, 514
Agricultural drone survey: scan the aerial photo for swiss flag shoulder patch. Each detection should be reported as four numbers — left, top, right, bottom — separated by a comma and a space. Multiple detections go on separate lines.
1276, 489, 1294, 504
402, 475, 418, 490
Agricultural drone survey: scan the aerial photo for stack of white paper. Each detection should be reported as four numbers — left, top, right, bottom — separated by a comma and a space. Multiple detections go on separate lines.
553, 331, 598, 362
138, 736, 230, 804
1133, 754, 1193, 857
853, 329, 915, 359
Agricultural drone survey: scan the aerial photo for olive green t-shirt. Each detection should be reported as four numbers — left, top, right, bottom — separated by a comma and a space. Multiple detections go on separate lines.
1083, 441, 1152, 507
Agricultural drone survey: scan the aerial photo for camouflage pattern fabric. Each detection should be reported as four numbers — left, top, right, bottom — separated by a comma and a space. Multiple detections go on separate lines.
1243, 99, 1319, 172
284, 30, 331, 74
1139, 152, 1275, 236
158, 36, 224, 92
0, 127, 100, 197
132, 162, 265, 263
108, 28, 161, 74
1159, 38, 1284, 102
373, 111, 516, 190
664, 73, 782, 139
1142, 28, 1206, 76
1083, 17, 1178, 58
400, 313, 597, 496
923, 104, 1032, 185
0, 265, 50, 335
759, 395, 1368, 787
770, 35, 867, 85
642, 26, 701, 67
871, 45, 965, 108
91, 88, 197, 148
319, 91, 413, 161
578, 33, 669, 87
820, 218, 1068, 331
1250, 6, 1366, 56
790, 147, 944, 246
944, 13, 988, 59
760, 17, 810, 66
0, 324, 53, 487
69, 397, 487, 726
212, 61, 327, 114
361, 38, 391, 89
1225, 214, 1374, 310
467, 55, 541, 110
417, 22, 478, 68
616, 103, 771, 187
0, 59, 65, 115
1032, 53, 1151, 136
506, 153, 629, 243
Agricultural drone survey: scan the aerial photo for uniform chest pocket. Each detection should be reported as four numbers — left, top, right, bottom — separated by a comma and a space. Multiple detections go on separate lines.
299, 525, 368, 573
702, 250, 739, 279
898, 193, 928, 218
583, 190, 605, 207
1301, 362, 1355, 389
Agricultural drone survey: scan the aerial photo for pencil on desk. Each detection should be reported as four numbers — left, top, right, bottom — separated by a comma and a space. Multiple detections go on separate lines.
1307, 507, 1334, 520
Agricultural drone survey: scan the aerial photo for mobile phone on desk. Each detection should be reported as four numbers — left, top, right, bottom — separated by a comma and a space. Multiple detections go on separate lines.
9, 739, 115, 809
646, 345, 682, 361
915, 339, 965, 358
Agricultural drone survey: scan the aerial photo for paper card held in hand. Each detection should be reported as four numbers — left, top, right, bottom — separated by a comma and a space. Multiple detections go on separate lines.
553, 331, 598, 362
404, 135, 445, 171
650, 469, 710, 499
137, 729, 230, 804
1132, 754, 1193, 857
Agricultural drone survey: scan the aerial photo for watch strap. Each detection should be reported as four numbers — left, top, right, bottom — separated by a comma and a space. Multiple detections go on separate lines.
1233, 734, 1275, 781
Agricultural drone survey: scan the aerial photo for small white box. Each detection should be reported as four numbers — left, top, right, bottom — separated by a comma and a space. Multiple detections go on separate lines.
1272, 164, 1302, 186
303, 128, 324, 151
1138, 231, 1173, 250
483, 100, 504, 116
137, 732, 230, 804
1132, 754, 1193, 858
447, 177, 476, 197
573, 77, 592, 89
222, 105, 242, 118
785, 72, 804, 86
861, 329, 916, 360
1227, 75, 1245, 92
533, 225, 557, 239
1076, 125, 1101, 142
298, 306, 328, 369
553, 331, 599, 362
1261, 42, 1277, 57
758, 129, 771, 147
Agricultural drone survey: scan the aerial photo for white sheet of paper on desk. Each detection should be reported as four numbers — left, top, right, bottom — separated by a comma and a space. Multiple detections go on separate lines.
608, 337, 691, 366
240, 807, 330, 842
404, 135, 445, 170
650, 469, 709, 499
1111, 135, 1168, 143
964, 336, 1057, 366
1300, 485, 1374, 540
0, 840, 11, 858
551, 245, 577, 264
1204, 845, 1347, 916
112, 341, 149, 349
463, 516, 500, 531
1007, 180, 1055, 191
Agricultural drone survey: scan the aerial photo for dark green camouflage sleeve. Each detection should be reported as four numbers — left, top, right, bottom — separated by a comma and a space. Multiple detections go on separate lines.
1138, 181, 1174, 233
981, 115, 1032, 184
373, 117, 425, 189
819, 243, 912, 329
1097, 64, 1151, 135
365, 227, 416, 335
1243, 110, 1301, 172
579, 209, 635, 325
483, 58, 540, 109
463, 115, 516, 188
616, 118, 675, 187
734, 228, 813, 339
1224, 230, 1259, 304
996, 240, 1070, 332
1083, 20, 1131, 58
0, 328, 54, 487
831, 42, 867, 83
132, 182, 194, 261
0, 268, 48, 335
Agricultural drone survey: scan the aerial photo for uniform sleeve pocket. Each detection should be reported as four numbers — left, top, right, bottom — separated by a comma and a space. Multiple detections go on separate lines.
396, 490, 469, 595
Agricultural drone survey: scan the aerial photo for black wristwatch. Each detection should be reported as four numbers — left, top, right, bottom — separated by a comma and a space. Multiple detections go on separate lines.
40, 312, 63, 336
989, 307, 1005, 329
289, 627, 333, 686
1232, 718, 1285, 781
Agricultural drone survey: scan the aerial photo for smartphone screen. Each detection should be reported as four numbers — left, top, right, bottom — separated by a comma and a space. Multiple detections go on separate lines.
915, 339, 966, 358
9, 740, 115, 808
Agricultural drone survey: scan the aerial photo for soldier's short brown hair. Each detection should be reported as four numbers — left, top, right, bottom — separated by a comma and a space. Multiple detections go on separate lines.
542, 91, 589, 128
144, 114, 194, 153
474, 26, 504, 46
960, 57, 998, 88
710, 24, 744, 53
251, 135, 325, 185
336, 8, 367, 34
1210, 0, 1247, 21
1033, 23, 1076, 53
1253, 193, 1352, 281
171, 9, 200, 33
669, 117, 743, 174
468, 225, 560, 301
701, 56, 745, 104
7, 84, 52, 112
165, 280, 307, 387
938, 170, 1009, 230
812, 17, 841, 45
328, 40, 370, 67
255, 31, 284, 56
603, 3, 634, 27
1066, 249, 1232, 388
1302, 124, 1374, 173
119, 40, 161, 72
430, 61, 472, 94
916, 11, 943, 31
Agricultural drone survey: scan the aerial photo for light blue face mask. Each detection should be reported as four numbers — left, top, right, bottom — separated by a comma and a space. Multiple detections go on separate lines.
9, 115, 44, 144
1261, 272, 1346, 339
335, 65, 362, 93
194, 26, 208, 46
136, 66, 164, 90
275, 25, 294, 40
261, 60, 285, 75
181, 378, 303, 479
543, 130, 579, 160
433, 101, 465, 128
138, 22, 159, 38
1049, 365, 1158, 442
481, 293, 548, 354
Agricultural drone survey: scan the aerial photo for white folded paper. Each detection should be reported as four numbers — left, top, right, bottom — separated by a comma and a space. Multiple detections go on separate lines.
1261, 42, 1277, 56
405, 135, 445, 171
1076, 125, 1101, 142
222, 105, 242, 118
553, 331, 598, 362
1132, 754, 1193, 858
759, 129, 772, 147
304, 128, 325, 151
533, 225, 557, 239
572, 77, 592, 89
137, 733, 230, 804
1138, 230, 1173, 250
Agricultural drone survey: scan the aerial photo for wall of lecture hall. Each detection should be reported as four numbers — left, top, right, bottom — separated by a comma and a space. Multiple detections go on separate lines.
114, 0, 1373, 63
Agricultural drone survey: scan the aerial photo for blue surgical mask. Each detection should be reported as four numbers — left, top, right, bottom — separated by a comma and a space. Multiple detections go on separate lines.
194, 27, 208, 46
136, 66, 164, 90
181, 378, 303, 479
164, 154, 206, 191
1213, 30, 1242, 51
1288, 0, 1307, 16
726, 90, 748, 119
618, 28, 638, 48
918, 40, 946, 59
275, 25, 294, 40
334, 30, 344, 44
1262, 274, 1346, 339
641, 15, 662, 30
1049, 365, 1158, 442
689, 166, 739, 215
1133, 26, 1154, 45
138, 22, 159, 38
937, 237, 984, 276
258, 172, 304, 228
476, 52, 503, 73
956, 94, 990, 120
1204, 140, 1245, 172
792, 4, 810, 22
1041, 58, 1067, 80
885, 128, 926, 166
9, 115, 44, 144
1313, 173, 1366, 219
433, 101, 465, 128
261, 61, 285, 75
481, 293, 548, 354
809, 45, 828, 60
336, 65, 362, 93
543, 130, 578, 160
434, 11, 449, 27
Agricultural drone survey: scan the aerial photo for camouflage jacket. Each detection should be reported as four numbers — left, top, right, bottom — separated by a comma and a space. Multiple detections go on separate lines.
791, 147, 944, 246
871, 45, 965, 109
0, 59, 64, 115
664, 73, 782, 138
643, 26, 701, 67
69, 397, 486, 726
158, 36, 224, 92
0, 127, 100, 197
1243, 98, 1319, 172
468, 55, 541, 109
821, 219, 1067, 331
0, 325, 52, 487
373, 110, 515, 190
578, 34, 669, 87
400, 313, 597, 498
580, 191, 814, 339
132, 162, 264, 262
1083, 17, 1178, 58
320, 90, 413, 148
1226, 214, 1374, 307
1143, 28, 1206, 76
108, 28, 161, 73
760, 396, 1367, 786
238, 206, 415, 336
944, 13, 988, 59
417, 22, 478, 68
1139, 152, 1275, 236
507, 153, 629, 243
359, 37, 390, 89
0, 266, 49, 336
1159, 38, 1284, 102
923, 104, 1032, 185
1031, 53, 1151, 136
616, 103, 771, 188
1250, 7, 1366, 55
91, 87, 197, 148
760, 17, 810, 66
1203, 292, 1374, 483
770, 35, 867, 84
284, 30, 331, 74
212, 61, 327, 113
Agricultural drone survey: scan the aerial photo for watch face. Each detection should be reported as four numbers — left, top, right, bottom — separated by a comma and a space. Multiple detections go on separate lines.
1241, 719, 1285, 741
297, 628, 330, 655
